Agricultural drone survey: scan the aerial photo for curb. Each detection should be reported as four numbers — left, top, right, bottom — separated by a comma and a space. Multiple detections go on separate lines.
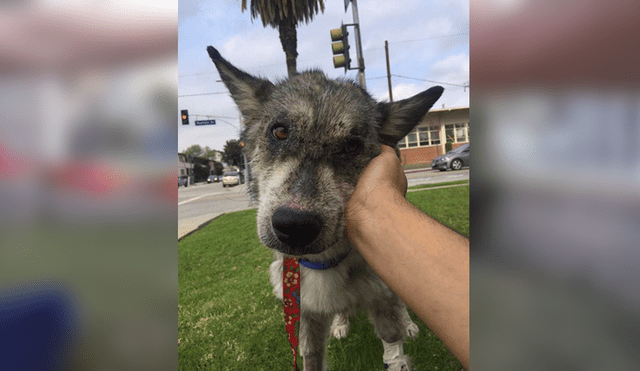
178, 213, 225, 242
404, 168, 432, 174
178, 206, 258, 241
406, 182, 469, 193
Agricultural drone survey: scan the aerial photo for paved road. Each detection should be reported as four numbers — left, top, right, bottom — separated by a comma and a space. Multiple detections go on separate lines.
178, 168, 468, 239
178, 181, 255, 239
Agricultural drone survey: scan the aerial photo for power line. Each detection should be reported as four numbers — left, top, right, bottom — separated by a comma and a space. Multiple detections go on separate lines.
391, 74, 468, 88
214, 118, 239, 130
388, 32, 468, 45
364, 33, 469, 51
179, 75, 467, 101
178, 92, 228, 97
367, 74, 468, 89
178, 32, 468, 78
188, 114, 238, 120
178, 72, 214, 78
180, 77, 467, 101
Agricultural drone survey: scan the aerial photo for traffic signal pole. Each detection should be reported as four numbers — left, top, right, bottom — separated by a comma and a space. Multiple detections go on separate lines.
350, 0, 366, 89
331, 0, 366, 89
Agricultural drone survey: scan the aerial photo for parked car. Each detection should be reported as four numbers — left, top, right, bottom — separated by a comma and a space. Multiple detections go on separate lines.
222, 171, 244, 187
431, 143, 469, 171
207, 174, 220, 183
178, 176, 188, 187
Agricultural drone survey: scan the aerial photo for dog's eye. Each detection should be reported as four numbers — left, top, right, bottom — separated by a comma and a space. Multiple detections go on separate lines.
342, 138, 363, 153
272, 125, 288, 140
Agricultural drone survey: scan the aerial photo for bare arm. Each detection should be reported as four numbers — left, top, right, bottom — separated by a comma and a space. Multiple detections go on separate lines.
345, 145, 469, 369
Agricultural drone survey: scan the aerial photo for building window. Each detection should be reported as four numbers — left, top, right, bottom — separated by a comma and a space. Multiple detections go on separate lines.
455, 123, 468, 142
414, 126, 441, 146
398, 137, 407, 148
418, 129, 429, 146
445, 124, 454, 143
399, 119, 468, 149
445, 123, 469, 143
407, 133, 418, 147
403, 126, 442, 147
429, 126, 441, 145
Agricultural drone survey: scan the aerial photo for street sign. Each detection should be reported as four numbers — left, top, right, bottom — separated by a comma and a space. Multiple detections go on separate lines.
195, 119, 216, 126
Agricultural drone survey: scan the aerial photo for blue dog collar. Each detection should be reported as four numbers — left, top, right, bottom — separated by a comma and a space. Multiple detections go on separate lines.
299, 251, 350, 270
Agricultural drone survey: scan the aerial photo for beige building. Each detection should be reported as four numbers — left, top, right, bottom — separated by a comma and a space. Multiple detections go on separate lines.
397, 106, 469, 166
178, 153, 193, 178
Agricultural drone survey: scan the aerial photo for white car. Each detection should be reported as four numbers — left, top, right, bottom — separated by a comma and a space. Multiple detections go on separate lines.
222, 171, 244, 187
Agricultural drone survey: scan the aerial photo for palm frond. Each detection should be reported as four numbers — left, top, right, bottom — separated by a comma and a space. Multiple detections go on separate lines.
241, 0, 325, 28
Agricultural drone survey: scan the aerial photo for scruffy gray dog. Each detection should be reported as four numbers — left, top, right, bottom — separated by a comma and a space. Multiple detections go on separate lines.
208, 46, 443, 371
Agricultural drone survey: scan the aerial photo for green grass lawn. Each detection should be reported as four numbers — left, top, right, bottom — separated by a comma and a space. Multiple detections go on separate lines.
179, 184, 468, 370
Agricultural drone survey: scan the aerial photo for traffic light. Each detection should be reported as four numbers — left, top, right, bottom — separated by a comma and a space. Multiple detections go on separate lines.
330, 24, 350, 72
181, 110, 189, 125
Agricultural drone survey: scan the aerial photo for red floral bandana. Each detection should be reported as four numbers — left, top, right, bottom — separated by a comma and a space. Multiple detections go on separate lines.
283, 257, 301, 371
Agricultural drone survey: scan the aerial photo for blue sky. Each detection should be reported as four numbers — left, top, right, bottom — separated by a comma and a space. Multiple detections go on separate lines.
179, 0, 469, 153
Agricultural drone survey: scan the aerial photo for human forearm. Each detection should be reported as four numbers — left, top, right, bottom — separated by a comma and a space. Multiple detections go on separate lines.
345, 188, 470, 369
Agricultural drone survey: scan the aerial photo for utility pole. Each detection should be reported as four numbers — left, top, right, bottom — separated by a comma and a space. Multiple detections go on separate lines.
385, 40, 393, 102
188, 154, 193, 186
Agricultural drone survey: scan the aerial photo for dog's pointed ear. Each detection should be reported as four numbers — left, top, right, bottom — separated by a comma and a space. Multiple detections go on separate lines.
207, 46, 274, 117
376, 86, 444, 146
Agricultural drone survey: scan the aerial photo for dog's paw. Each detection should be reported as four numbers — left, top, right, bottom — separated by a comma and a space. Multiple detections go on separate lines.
404, 319, 420, 339
330, 313, 350, 339
384, 355, 412, 371
331, 324, 349, 339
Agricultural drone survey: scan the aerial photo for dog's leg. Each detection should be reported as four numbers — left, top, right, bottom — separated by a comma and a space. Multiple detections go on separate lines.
367, 299, 412, 371
299, 312, 332, 371
382, 339, 409, 371
400, 305, 420, 339
330, 312, 350, 339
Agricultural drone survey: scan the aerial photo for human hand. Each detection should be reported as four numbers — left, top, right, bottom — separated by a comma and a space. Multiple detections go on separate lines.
346, 145, 408, 218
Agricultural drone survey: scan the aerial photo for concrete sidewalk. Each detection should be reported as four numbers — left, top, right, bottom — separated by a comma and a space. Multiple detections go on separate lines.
404, 167, 432, 174
178, 212, 224, 241
178, 205, 258, 241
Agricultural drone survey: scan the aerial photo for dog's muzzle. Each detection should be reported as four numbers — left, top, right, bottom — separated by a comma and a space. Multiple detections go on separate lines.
271, 207, 323, 253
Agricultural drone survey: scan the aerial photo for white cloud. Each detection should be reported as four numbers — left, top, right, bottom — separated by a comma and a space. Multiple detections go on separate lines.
370, 82, 429, 102
179, 0, 204, 25
359, 0, 426, 26
220, 30, 284, 75
430, 53, 469, 86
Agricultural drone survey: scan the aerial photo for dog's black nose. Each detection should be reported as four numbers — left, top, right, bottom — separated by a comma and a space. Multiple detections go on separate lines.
271, 207, 323, 248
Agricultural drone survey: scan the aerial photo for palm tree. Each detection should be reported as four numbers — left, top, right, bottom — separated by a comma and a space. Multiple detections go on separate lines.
241, 0, 325, 77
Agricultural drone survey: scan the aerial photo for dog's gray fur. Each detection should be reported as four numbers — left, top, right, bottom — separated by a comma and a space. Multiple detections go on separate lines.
208, 46, 443, 371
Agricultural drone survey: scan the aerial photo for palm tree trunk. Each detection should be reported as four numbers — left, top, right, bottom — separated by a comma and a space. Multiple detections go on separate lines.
278, 17, 297, 77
